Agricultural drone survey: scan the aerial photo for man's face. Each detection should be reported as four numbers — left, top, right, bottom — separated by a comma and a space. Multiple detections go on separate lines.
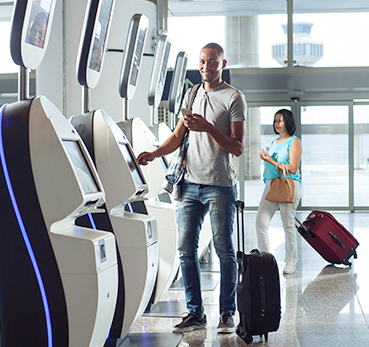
34, 24, 45, 47
199, 48, 225, 84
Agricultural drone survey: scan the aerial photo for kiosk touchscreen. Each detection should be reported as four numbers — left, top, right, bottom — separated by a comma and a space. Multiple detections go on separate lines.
0, 97, 118, 347
76, 0, 116, 89
119, 13, 149, 100
148, 33, 172, 108
168, 51, 188, 114
10, 0, 57, 69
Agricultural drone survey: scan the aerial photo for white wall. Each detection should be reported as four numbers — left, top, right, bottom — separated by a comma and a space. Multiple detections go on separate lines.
37, 0, 157, 125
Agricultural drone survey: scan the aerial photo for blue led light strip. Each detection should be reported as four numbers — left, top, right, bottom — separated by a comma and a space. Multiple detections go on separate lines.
0, 105, 53, 347
88, 213, 97, 230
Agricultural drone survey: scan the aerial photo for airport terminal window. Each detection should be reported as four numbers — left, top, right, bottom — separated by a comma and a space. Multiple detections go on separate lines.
167, 16, 226, 69
168, 14, 287, 69
294, 12, 369, 67
0, 21, 18, 73
354, 105, 369, 207
168, 11, 369, 69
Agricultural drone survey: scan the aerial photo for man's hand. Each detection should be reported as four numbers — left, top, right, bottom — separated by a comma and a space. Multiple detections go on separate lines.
183, 113, 209, 132
137, 151, 155, 165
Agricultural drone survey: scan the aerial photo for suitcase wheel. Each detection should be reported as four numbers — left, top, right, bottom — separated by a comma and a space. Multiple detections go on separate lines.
244, 334, 253, 344
236, 325, 253, 344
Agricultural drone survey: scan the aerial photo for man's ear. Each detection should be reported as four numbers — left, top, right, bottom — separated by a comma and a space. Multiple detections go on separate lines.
222, 59, 227, 69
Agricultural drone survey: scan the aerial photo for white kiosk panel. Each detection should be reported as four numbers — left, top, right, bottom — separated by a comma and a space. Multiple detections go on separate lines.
76, 0, 116, 89
10, 0, 57, 69
28, 96, 118, 347
93, 110, 148, 204
88, 110, 159, 338
168, 51, 188, 114
119, 14, 149, 100
148, 34, 172, 107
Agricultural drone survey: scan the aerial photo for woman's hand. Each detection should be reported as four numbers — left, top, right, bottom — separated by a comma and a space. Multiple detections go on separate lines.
259, 149, 272, 163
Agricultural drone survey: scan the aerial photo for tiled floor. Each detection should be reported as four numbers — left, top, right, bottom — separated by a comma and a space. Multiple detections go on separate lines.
121, 211, 369, 346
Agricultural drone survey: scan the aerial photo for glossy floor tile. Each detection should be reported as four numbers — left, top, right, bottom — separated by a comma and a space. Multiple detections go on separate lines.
124, 211, 369, 346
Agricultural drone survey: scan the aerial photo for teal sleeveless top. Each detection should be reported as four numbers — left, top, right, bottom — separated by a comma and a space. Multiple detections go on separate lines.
263, 135, 301, 183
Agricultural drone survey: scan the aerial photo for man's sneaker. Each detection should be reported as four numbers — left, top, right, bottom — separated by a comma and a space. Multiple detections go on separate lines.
172, 313, 207, 333
217, 312, 234, 333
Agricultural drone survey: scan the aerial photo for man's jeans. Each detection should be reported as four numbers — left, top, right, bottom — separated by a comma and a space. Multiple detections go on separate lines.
176, 180, 238, 317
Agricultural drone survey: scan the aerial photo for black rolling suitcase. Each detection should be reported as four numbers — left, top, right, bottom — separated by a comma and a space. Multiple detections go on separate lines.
235, 200, 281, 344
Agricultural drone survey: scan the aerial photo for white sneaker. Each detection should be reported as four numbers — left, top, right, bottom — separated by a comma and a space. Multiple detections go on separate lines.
283, 262, 296, 274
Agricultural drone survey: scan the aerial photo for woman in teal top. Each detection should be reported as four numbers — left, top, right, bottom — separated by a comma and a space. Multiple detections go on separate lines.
256, 109, 302, 274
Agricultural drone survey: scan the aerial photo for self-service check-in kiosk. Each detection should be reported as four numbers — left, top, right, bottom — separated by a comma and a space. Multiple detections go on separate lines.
150, 50, 213, 266
0, 1, 118, 347
73, 9, 158, 340
72, 110, 158, 340
160, 51, 213, 262
117, 25, 184, 307
0, 98, 118, 347
118, 41, 213, 308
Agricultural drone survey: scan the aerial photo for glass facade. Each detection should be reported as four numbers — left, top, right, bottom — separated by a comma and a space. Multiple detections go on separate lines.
354, 105, 369, 207
294, 13, 369, 67
168, 12, 369, 69
0, 21, 18, 73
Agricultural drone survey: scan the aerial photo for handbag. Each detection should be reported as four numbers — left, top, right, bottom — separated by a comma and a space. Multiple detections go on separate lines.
265, 164, 294, 204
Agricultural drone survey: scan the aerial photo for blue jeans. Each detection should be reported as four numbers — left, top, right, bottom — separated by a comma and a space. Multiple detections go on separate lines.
176, 180, 238, 317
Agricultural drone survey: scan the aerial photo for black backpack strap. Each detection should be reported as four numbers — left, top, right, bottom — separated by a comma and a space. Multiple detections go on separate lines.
187, 83, 201, 110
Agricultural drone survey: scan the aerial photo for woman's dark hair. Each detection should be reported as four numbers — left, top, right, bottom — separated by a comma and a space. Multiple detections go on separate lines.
273, 109, 296, 135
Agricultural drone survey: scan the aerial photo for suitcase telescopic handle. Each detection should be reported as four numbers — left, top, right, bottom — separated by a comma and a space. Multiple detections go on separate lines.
295, 217, 315, 238
236, 200, 245, 254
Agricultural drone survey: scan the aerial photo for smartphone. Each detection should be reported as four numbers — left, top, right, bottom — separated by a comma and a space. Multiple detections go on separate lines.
180, 108, 193, 118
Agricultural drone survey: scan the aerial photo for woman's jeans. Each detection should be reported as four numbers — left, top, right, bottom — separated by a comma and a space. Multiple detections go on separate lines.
256, 180, 302, 265
176, 180, 238, 317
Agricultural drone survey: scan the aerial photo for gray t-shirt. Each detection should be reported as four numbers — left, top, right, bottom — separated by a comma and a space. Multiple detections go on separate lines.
180, 82, 247, 187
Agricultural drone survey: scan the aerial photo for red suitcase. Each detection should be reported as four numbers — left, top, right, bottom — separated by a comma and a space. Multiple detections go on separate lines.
295, 211, 359, 266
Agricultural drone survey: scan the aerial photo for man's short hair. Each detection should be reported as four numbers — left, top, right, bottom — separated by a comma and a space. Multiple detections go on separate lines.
202, 43, 224, 58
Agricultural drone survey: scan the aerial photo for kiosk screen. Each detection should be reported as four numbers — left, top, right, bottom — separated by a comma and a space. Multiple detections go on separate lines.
25, 0, 53, 49
63, 140, 100, 194
129, 26, 146, 87
175, 55, 187, 105
89, 0, 114, 72
156, 41, 171, 101
118, 142, 145, 186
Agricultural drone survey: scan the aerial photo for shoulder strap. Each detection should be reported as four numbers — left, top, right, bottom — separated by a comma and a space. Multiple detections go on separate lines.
188, 83, 201, 109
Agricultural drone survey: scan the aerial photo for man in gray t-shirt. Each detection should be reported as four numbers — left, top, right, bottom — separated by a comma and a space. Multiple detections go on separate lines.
182, 81, 246, 187
137, 42, 247, 334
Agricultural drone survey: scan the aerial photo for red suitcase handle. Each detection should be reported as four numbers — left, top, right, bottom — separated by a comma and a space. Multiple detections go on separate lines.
328, 231, 345, 249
